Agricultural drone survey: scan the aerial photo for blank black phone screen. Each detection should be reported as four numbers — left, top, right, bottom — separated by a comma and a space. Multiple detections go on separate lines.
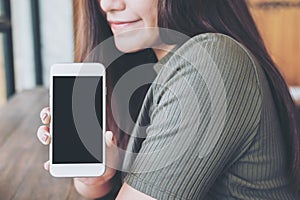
53, 76, 103, 164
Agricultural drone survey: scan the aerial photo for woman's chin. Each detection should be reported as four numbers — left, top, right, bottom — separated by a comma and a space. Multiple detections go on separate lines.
113, 30, 155, 53
115, 42, 144, 53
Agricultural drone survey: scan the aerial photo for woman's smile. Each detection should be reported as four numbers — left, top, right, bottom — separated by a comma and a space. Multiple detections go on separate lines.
108, 19, 142, 33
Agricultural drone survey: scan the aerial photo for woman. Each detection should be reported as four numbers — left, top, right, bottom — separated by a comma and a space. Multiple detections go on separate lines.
37, 0, 300, 199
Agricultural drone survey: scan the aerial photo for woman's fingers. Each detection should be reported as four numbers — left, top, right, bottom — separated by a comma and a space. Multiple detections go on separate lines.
37, 125, 51, 145
38, 107, 51, 145
39, 107, 51, 171
40, 107, 51, 124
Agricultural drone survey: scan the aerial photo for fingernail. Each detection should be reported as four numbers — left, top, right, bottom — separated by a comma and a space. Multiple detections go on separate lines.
42, 134, 48, 143
106, 131, 113, 146
44, 162, 48, 170
42, 113, 47, 121
108, 131, 113, 142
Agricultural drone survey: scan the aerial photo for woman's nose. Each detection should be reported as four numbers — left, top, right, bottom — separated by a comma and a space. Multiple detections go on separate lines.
100, 0, 126, 13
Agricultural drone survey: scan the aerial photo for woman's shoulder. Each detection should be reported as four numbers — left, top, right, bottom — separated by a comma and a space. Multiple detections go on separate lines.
178, 32, 256, 64
153, 32, 263, 111
157, 32, 259, 73
156, 32, 262, 86
182, 32, 247, 50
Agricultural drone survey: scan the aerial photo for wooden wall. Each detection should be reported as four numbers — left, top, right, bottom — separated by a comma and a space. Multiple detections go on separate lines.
248, 0, 300, 86
0, 36, 6, 108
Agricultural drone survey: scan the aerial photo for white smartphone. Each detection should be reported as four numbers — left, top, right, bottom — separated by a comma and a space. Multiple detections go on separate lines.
49, 63, 106, 177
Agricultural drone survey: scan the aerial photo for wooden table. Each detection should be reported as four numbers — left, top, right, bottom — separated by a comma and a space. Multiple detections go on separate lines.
0, 88, 87, 200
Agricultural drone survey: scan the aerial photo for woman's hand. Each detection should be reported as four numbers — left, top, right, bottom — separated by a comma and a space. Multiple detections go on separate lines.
37, 107, 120, 199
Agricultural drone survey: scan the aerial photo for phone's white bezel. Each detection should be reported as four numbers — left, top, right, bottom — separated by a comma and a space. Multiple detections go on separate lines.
49, 63, 106, 177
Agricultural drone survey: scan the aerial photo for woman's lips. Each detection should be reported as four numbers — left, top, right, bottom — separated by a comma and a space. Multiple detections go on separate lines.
109, 20, 141, 32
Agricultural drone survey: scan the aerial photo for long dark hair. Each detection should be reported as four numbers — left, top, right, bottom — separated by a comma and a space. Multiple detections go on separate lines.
75, 0, 300, 190
74, 0, 157, 149
157, 0, 300, 190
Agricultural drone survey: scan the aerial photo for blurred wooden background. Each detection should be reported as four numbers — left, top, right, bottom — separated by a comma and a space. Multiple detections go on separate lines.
1, 0, 300, 108
249, 0, 300, 86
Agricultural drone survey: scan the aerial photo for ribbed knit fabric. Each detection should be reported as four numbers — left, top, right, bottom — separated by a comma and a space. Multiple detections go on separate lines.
121, 33, 297, 199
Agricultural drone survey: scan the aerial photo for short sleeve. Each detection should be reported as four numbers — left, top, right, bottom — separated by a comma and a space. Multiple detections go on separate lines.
124, 34, 262, 199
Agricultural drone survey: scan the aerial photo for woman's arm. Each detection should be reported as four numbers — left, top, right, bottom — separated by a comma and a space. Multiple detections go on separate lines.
116, 183, 156, 200
74, 178, 113, 199
117, 35, 263, 199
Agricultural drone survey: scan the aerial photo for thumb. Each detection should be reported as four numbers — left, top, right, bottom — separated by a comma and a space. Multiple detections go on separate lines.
105, 131, 119, 170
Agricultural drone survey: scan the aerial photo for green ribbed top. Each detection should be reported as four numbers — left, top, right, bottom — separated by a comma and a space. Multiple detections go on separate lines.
121, 33, 297, 199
